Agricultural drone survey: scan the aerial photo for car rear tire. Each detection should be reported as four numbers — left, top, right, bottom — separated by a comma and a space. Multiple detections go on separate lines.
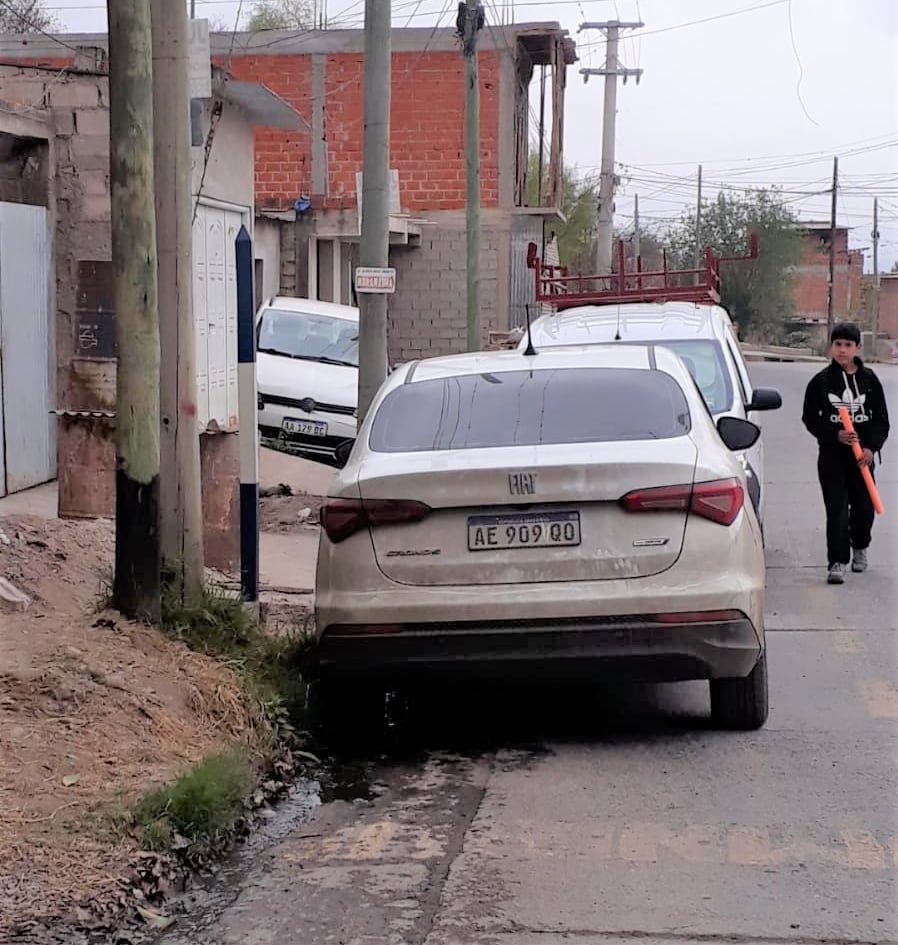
710, 650, 769, 730
313, 671, 384, 754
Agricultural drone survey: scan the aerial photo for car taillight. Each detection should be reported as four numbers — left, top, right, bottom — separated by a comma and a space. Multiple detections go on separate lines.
690, 479, 744, 525
320, 498, 432, 543
620, 478, 744, 526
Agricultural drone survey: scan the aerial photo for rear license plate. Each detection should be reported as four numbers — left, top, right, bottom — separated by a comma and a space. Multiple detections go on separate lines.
467, 511, 581, 551
282, 417, 327, 437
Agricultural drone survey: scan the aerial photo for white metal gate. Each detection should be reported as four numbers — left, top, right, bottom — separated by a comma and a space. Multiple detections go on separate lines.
0, 202, 55, 497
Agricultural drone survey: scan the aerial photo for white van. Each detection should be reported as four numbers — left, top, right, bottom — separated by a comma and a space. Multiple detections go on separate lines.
518, 301, 782, 526
255, 297, 360, 462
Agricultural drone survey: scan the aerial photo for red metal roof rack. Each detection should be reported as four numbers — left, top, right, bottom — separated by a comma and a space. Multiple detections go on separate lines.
526, 234, 759, 311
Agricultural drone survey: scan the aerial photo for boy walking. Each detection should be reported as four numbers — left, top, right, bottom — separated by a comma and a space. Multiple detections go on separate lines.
802, 323, 890, 584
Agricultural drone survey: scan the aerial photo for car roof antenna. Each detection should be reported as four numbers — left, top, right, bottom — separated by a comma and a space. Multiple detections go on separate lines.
523, 303, 538, 357
614, 305, 622, 342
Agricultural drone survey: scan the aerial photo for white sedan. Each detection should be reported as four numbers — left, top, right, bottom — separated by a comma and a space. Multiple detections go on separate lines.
315, 344, 769, 733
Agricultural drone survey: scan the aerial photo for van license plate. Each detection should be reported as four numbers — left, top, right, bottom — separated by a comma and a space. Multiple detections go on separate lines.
282, 417, 327, 437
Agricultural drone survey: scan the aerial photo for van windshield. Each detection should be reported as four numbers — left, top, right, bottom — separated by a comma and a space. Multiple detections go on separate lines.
256, 308, 359, 368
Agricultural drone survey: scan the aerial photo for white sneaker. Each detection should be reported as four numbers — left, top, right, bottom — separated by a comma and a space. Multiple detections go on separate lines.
827, 562, 845, 584
851, 549, 868, 573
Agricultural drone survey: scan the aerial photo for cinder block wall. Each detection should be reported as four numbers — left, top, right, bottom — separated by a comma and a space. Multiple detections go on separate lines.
388, 210, 506, 363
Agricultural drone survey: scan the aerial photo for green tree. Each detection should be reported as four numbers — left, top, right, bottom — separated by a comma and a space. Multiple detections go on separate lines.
527, 152, 598, 273
244, 0, 312, 31
0, 0, 59, 32
666, 188, 802, 340
614, 225, 668, 274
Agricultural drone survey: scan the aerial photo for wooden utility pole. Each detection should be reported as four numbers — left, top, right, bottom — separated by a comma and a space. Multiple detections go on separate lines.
356, 0, 391, 423
693, 164, 703, 273
826, 156, 839, 337
633, 192, 640, 260
872, 197, 880, 361
152, 0, 204, 598
579, 19, 643, 275
460, 0, 484, 351
536, 64, 546, 207
107, 0, 161, 620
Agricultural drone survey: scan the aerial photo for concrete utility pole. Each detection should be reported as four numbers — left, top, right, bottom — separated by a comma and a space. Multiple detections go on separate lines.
107, 0, 161, 620
633, 192, 640, 260
152, 0, 204, 598
357, 0, 391, 423
872, 197, 880, 361
826, 155, 838, 338
579, 19, 643, 275
460, 0, 485, 351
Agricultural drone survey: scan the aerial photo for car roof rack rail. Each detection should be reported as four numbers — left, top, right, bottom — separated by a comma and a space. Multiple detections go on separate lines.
525, 234, 759, 312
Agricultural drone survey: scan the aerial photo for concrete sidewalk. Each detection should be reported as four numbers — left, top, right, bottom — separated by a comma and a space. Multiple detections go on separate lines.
0, 448, 334, 594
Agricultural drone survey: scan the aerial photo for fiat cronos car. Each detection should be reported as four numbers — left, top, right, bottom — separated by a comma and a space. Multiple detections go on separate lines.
315, 344, 769, 733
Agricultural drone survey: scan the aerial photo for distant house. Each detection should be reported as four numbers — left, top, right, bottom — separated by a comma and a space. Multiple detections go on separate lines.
789, 221, 865, 344
878, 274, 898, 342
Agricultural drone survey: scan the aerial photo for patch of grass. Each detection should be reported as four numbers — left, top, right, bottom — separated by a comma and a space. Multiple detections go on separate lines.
133, 752, 253, 853
160, 575, 317, 740
117, 578, 318, 857
161, 578, 257, 654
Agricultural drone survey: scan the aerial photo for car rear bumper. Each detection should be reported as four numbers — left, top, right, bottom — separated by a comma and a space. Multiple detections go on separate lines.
318, 613, 763, 683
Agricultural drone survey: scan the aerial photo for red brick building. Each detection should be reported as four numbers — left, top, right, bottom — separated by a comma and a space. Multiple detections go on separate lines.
790, 222, 865, 343
222, 26, 575, 362
878, 274, 898, 342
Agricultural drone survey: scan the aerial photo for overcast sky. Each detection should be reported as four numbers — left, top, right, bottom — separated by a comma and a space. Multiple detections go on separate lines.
39, 0, 898, 269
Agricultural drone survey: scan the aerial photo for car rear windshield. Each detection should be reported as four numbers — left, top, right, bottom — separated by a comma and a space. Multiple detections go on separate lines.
256, 308, 359, 368
370, 367, 691, 452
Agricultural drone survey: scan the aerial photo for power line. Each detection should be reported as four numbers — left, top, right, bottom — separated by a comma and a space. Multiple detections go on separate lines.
576, 0, 792, 50
0, 0, 87, 53
611, 134, 898, 170
785, 0, 817, 126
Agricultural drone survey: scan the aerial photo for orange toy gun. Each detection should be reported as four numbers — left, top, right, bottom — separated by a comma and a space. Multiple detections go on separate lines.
838, 406, 884, 515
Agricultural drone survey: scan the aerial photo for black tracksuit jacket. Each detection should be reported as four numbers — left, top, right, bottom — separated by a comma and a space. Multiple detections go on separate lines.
801, 357, 890, 460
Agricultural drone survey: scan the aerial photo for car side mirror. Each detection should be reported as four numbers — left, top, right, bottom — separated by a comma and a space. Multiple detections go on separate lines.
334, 439, 354, 469
717, 416, 761, 452
747, 387, 781, 412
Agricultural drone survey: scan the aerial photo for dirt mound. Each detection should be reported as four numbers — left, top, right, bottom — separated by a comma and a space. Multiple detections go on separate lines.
260, 489, 325, 535
0, 515, 261, 935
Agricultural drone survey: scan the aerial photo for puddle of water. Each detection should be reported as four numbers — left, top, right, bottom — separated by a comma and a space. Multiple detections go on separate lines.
317, 758, 375, 802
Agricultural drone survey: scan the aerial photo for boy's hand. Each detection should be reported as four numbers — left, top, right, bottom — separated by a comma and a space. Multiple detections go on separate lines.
858, 448, 874, 468
838, 429, 858, 446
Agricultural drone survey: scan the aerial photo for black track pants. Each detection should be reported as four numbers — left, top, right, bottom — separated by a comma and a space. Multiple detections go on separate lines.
817, 451, 875, 566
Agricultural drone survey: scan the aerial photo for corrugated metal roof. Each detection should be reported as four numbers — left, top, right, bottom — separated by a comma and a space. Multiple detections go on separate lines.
213, 70, 309, 132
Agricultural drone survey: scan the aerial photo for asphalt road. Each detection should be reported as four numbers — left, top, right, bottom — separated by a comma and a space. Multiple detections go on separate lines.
161, 361, 897, 945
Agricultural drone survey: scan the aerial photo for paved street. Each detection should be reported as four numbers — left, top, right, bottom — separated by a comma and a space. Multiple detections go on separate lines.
161, 361, 897, 945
